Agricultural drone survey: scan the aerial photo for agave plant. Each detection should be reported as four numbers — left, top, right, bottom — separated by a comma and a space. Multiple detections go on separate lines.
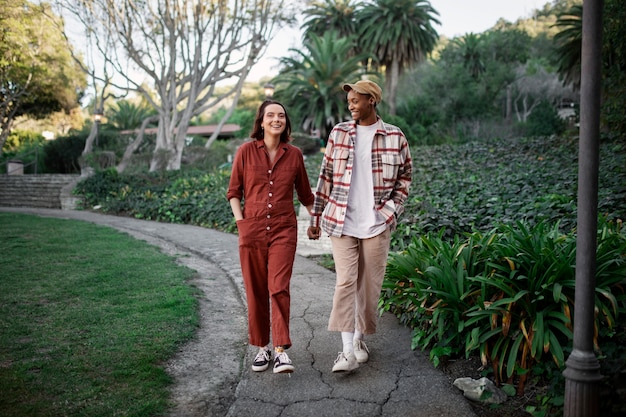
383, 217, 626, 395
382, 229, 497, 364
465, 221, 576, 394
465, 218, 626, 394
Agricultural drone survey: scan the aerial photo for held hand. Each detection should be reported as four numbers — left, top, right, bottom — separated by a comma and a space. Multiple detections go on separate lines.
307, 226, 321, 240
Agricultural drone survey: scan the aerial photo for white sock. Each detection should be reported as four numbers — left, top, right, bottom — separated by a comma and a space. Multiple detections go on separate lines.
341, 332, 354, 354
354, 330, 363, 342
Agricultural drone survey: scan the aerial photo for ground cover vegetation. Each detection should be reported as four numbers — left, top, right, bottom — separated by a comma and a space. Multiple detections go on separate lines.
0, 213, 199, 416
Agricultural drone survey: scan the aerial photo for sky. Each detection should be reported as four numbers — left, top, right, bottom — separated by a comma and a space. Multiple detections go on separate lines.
247, 0, 545, 82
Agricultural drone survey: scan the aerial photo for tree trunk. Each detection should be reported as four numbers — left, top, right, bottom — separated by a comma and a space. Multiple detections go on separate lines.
506, 85, 512, 123
116, 115, 159, 173
82, 122, 98, 156
385, 58, 401, 116
78, 121, 99, 176
150, 122, 173, 172
0, 118, 14, 153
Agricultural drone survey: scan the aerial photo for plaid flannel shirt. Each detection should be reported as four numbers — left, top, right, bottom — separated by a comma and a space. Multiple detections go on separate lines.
310, 117, 412, 237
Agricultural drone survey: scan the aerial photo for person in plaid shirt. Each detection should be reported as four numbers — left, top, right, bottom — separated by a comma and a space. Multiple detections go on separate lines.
307, 80, 412, 372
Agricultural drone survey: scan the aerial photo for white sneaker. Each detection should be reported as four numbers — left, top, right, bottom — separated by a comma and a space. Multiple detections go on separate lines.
332, 351, 359, 372
252, 348, 272, 372
273, 349, 295, 374
353, 339, 369, 363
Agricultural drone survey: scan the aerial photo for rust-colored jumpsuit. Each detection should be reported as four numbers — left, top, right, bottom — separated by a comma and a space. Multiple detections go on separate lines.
227, 139, 314, 349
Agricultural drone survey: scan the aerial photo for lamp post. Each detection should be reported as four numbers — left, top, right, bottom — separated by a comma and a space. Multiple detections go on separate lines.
263, 83, 275, 99
94, 108, 103, 146
563, 1, 603, 415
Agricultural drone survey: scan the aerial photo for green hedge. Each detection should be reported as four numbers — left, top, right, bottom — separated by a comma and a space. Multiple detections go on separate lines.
75, 168, 236, 233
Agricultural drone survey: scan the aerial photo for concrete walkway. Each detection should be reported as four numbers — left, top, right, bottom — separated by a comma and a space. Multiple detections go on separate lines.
0, 207, 477, 417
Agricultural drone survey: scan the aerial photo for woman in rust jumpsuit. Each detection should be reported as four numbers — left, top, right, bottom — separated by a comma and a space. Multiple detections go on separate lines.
227, 100, 314, 374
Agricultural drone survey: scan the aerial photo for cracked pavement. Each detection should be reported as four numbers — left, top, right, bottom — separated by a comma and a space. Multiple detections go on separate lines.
1, 207, 477, 417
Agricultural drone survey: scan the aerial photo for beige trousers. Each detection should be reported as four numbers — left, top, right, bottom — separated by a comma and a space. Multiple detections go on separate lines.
327, 228, 391, 334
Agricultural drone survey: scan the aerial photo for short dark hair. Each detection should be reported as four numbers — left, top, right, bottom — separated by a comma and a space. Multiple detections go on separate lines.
250, 100, 292, 143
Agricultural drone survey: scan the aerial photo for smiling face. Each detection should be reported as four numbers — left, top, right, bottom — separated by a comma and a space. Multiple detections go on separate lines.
262, 103, 287, 138
347, 90, 377, 125
251, 100, 292, 142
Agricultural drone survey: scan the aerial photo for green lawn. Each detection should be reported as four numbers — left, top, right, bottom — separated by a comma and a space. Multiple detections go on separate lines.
0, 213, 199, 417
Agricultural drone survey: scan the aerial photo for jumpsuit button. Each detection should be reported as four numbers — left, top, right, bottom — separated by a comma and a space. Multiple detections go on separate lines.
270, 181, 274, 185
268, 203, 272, 208
266, 226, 271, 230
267, 214, 271, 218
268, 170, 272, 174
269, 192, 273, 197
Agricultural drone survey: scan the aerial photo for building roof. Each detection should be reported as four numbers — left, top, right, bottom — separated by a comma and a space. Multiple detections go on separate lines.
121, 123, 241, 138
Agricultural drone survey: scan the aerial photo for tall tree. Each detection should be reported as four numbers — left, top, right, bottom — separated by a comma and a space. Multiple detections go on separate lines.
357, 0, 439, 115
553, 0, 626, 134
553, 4, 582, 89
272, 31, 376, 141
56, 0, 293, 171
453, 33, 485, 80
302, 0, 363, 44
601, 0, 626, 134
0, 0, 85, 152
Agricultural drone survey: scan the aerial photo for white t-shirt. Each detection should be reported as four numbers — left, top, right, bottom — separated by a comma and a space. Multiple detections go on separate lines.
342, 123, 387, 238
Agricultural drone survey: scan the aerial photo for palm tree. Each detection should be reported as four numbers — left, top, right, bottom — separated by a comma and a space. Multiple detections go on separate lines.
272, 31, 377, 142
553, 0, 626, 135
108, 100, 157, 130
302, 0, 363, 44
454, 33, 485, 80
357, 0, 440, 115
552, 4, 582, 90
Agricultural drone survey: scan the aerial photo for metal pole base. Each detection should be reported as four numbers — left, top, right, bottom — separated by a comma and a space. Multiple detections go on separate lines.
563, 349, 603, 417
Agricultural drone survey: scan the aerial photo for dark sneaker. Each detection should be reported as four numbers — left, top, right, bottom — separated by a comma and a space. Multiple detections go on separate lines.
252, 348, 272, 372
273, 349, 295, 373
353, 339, 369, 363
332, 351, 359, 372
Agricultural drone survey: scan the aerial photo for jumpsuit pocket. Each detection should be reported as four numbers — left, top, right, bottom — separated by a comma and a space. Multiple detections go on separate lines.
236, 217, 260, 245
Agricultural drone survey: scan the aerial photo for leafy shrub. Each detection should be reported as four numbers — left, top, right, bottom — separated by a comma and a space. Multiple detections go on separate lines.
2, 129, 45, 153
381, 217, 626, 396
42, 133, 85, 173
1, 130, 46, 174
183, 140, 238, 172
525, 100, 567, 137
74, 169, 236, 233
465, 221, 576, 394
74, 168, 136, 208
381, 228, 497, 366
396, 94, 449, 146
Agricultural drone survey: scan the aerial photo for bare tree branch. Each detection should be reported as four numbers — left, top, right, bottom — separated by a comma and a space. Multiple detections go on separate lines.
55, 0, 294, 171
